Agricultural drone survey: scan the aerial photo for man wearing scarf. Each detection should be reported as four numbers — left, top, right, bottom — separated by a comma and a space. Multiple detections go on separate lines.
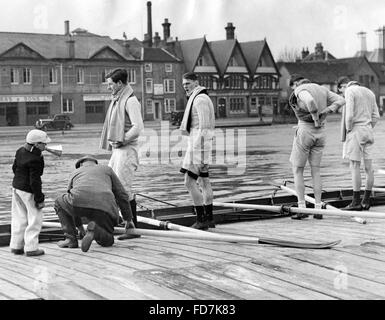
180, 72, 215, 230
336, 76, 380, 211
100, 69, 144, 236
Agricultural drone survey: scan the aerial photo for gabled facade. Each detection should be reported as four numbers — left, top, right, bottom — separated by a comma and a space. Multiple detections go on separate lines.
0, 22, 141, 126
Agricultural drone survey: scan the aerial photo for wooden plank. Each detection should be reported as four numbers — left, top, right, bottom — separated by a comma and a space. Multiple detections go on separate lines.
186, 263, 332, 300
0, 277, 39, 300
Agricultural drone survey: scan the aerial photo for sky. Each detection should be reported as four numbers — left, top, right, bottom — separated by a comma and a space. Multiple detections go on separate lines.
1, 0, 385, 59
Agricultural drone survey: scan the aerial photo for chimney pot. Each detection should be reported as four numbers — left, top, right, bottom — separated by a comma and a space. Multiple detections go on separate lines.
225, 22, 235, 40
64, 20, 70, 36
162, 18, 171, 41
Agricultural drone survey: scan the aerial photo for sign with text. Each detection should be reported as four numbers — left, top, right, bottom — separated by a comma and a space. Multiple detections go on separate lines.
83, 94, 111, 101
0, 95, 52, 103
154, 84, 164, 95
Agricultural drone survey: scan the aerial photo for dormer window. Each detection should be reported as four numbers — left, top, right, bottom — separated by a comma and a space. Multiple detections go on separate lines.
197, 56, 203, 66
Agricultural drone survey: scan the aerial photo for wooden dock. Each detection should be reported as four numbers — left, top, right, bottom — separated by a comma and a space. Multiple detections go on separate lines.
1, 205, 385, 300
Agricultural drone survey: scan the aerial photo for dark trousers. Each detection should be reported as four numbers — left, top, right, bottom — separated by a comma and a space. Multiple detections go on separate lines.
54, 194, 115, 247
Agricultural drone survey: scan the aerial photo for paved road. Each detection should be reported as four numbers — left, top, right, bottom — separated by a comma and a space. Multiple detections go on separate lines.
1, 116, 384, 224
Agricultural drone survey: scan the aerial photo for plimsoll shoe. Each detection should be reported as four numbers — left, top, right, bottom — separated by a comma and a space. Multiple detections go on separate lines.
191, 221, 209, 230
11, 248, 24, 255
343, 202, 363, 211
291, 213, 309, 220
57, 238, 79, 248
361, 201, 371, 211
81, 221, 96, 252
26, 249, 45, 257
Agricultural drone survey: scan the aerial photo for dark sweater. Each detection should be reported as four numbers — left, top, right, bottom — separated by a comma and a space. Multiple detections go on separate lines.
12, 144, 45, 205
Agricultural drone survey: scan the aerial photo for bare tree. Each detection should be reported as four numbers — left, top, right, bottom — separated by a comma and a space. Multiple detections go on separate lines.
277, 46, 301, 62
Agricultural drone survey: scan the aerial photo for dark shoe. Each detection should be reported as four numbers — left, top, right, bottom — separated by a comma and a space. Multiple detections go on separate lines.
81, 221, 96, 252
361, 201, 371, 210
11, 248, 24, 255
117, 232, 141, 240
191, 221, 209, 230
313, 214, 323, 219
57, 237, 78, 248
26, 249, 45, 257
207, 220, 216, 228
291, 213, 309, 220
343, 202, 363, 211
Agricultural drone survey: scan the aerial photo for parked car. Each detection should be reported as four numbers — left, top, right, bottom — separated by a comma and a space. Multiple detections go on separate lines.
170, 111, 184, 126
35, 114, 74, 131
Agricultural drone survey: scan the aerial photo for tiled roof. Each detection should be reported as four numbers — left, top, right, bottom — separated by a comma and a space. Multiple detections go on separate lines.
143, 47, 181, 62
208, 39, 237, 74
0, 31, 136, 60
368, 62, 385, 83
239, 40, 264, 72
179, 38, 206, 71
280, 61, 351, 84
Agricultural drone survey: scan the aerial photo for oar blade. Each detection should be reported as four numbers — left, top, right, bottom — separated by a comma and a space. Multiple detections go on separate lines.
258, 238, 341, 249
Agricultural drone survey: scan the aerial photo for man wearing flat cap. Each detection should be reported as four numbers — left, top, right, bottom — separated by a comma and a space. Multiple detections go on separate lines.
54, 155, 136, 252
288, 74, 345, 219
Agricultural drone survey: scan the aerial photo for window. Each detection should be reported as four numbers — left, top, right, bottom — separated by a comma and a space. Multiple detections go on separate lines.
165, 63, 172, 72
0, 107, 5, 116
146, 99, 153, 113
229, 98, 245, 113
164, 79, 175, 93
101, 69, 112, 83
62, 98, 74, 113
164, 99, 176, 113
10, 68, 19, 84
224, 75, 243, 89
145, 63, 152, 72
85, 101, 104, 113
199, 75, 214, 89
49, 68, 58, 84
23, 68, 31, 84
145, 78, 153, 93
250, 97, 258, 113
228, 57, 236, 67
127, 68, 136, 84
26, 103, 49, 115
77, 68, 84, 84
197, 56, 203, 66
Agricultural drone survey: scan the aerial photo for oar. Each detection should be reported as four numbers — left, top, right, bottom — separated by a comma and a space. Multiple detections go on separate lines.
213, 201, 385, 219
137, 216, 208, 234
361, 187, 385, 193
41, 221, 340, 249
277, 184, 366, 224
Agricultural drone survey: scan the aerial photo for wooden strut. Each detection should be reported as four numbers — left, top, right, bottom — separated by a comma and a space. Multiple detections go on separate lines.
212, 201, 385, 219
278, 185, 367, 224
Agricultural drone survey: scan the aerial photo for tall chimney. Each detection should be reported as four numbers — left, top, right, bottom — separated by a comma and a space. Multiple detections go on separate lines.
375, 26, 385, 49
147, 1, 153, 47
66, 35, 75, 59
162, 18, 171, 41
357, 31, 367, 53
225, 22, 235, 40
123, 39, 130, 56
64, 20, 70, 36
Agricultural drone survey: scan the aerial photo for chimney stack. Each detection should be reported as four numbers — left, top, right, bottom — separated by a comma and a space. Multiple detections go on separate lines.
153, 32, 161, 47
64, 20, 70, 36
225, 22, 235, 40
123, 39, 130, 56
162, 18, 171, 41
66, 36, 75, 59
357, 31, 367, 53
375, 26, 385, 50
146, 1, 153, 47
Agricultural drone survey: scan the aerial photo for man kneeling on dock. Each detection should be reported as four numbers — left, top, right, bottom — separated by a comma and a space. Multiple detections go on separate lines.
54, 155, 136, 252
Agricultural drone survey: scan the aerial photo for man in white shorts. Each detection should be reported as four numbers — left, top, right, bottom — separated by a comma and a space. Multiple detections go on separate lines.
336, 76, 380, 210
289, 74, 345, 219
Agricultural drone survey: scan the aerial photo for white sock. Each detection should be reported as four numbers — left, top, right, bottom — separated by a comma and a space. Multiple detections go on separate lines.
315, 203, 322, 210
298, 201, 306, 208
